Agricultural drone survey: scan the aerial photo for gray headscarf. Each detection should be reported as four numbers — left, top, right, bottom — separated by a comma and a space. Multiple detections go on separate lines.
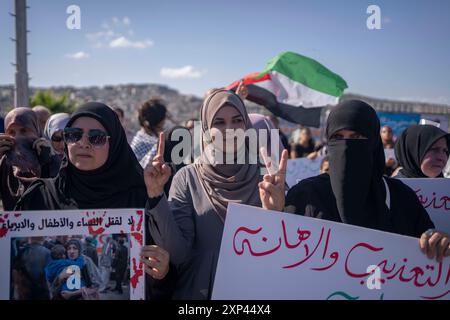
248, 113, 283, 161
194, 89, 261, 221
44, 113, 70, 140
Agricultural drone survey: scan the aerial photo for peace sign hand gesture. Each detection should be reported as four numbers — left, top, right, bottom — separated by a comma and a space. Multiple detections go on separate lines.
258, 148, 288, 212
144, 132, 172, 198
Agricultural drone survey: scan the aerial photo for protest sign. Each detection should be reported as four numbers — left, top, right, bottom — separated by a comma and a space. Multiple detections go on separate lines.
400, 178, 450, 234
384, 148, 396, 162
212, 203, 449, 300
0, 208, 145, 300
286, 157, 323, 188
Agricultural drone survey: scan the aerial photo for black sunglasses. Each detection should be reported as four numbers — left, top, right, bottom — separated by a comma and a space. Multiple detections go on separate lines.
63, 128, 110, 147
51, 134, 63, 142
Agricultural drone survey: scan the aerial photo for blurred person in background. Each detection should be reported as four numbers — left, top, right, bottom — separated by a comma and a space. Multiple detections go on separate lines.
43, 113, 70, 157
32, 106, 52, 133
131, 98, 167, 164
0, 108, 60, 210
393, 124, 449, 178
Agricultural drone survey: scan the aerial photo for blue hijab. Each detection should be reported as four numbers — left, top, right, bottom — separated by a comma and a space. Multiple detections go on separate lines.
45, 255, 86, 291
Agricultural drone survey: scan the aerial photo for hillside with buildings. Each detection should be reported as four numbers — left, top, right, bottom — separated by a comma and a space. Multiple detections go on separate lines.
1, 84, 449, 134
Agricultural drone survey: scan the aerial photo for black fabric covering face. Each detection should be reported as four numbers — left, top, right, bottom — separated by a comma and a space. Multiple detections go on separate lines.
395, 124, 450, 178
325, 100, 391, 231
285, 99, 435, 238
16, 102, 148, 210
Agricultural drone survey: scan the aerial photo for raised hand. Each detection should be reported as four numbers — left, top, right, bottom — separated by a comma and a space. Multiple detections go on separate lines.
144, 132, 172, 198
258, 148, 288, 211
235, 80, 249, 100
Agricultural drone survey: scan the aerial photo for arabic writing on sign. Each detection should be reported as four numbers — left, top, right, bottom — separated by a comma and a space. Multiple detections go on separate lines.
232, 219, 450, 299
414, 189, 450, 212
0, 213, 136, 235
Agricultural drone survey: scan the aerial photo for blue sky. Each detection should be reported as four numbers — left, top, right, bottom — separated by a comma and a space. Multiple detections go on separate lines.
1, 0, 449, 103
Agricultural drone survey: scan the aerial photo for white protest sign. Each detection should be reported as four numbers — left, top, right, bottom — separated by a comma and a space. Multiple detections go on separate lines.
0, 209, 145, 300
212, 203, 449, 300
399, 178, 450, 234
384, 148, 396, 162
286, 157, 323, 188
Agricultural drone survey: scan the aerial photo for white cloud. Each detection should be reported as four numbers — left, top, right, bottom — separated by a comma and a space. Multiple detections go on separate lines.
160, 65, 206, 79
109, 36, 153, 49
87, 17, 151, 50
86, 30, 115, 42
65, 51, 90, 60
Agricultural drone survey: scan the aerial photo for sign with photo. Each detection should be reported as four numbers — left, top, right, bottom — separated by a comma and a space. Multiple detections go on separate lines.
0, 208, 145, 300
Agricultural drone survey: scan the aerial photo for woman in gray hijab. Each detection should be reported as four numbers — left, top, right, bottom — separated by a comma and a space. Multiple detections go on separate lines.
144, 89, 288, 299
43, 113, 70, 155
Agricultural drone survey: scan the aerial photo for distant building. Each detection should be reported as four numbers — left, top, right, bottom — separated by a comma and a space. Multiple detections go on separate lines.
341, 93, 450, 115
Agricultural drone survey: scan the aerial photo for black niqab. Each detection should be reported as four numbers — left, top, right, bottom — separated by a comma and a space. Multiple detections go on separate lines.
325, 100, 390, 230
286, 100, 435, 237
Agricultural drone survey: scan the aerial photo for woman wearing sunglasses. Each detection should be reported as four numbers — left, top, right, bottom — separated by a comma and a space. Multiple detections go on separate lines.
15, 102, 173, 299
43, 113, 70, 156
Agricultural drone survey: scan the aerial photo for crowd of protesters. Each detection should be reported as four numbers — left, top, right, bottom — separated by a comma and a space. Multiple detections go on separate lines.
1, 82, 449, 300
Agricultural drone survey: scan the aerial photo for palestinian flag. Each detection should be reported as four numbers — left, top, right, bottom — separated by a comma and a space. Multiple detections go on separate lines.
226, 52, 348, 127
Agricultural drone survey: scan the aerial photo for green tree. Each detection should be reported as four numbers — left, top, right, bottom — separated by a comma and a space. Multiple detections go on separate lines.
30, 90, 76, 114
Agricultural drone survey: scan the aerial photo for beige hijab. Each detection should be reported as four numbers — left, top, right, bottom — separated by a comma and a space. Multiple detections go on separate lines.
194, 89, 261, 221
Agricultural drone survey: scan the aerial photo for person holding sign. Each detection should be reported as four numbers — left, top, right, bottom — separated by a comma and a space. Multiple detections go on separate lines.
14, 103, 172, 298
145, 89, 287, 299
259, 100, 450, 263
393, 124, 449, 178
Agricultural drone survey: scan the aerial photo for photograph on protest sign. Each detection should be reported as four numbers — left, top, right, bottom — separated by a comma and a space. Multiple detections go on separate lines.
10, 234, 130, 300
0, 209, 145, 300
